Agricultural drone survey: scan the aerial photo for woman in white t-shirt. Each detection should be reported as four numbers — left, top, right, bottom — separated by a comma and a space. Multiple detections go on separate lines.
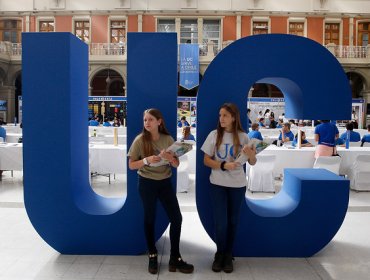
201, 103, 257, 273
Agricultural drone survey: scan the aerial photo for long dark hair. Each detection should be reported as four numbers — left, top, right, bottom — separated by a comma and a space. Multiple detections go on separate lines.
216, 103, 245, 156
141, 108, 170, 157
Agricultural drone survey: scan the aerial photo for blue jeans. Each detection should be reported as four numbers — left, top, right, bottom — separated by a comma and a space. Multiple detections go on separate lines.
210, 183, 246, 254
138, 175, 182, 257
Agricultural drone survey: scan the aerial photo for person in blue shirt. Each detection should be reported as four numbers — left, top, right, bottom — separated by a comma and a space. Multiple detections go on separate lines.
292, 131, 313, 147
339, 122, 361, 142
278, 122, 294, 143
102, 118, 111, 127
257, 117, 265, 128
314, 120, 339, 158
361, 124, 370, 147
177, 116, 190, 128
181, 126, 195, 141
248, 123, 263, 141
0, 124, 5, 179
89, 117, 100, 126
336, 137, 345, 146
0, 125, 6, 142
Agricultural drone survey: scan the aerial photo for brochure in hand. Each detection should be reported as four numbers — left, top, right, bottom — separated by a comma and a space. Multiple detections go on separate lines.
150, 140, 194, 167
234, 138, 269, 164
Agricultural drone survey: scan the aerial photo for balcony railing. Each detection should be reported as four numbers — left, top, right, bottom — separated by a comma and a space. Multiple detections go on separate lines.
326, 44, 369, 59
2, 40, 370, 60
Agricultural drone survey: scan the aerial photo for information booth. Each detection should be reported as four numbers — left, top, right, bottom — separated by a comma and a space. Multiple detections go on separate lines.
88, 96, 127, 126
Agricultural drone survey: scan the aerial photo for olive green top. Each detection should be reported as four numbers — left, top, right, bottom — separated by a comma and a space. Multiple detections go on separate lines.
128, 133, 174, 180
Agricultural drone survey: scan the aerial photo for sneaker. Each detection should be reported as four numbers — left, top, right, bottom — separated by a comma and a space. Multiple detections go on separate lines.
168, 256, 194, 273
223, 253, 234, 273
212, 252, 224, 272
148, 253, 158, 274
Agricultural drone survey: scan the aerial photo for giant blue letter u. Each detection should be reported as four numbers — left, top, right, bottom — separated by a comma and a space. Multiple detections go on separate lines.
22, 32, 351, 256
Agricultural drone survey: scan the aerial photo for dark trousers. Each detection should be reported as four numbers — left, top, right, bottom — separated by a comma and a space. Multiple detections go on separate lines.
210, 183, 246, 254
138, 175, 182, 257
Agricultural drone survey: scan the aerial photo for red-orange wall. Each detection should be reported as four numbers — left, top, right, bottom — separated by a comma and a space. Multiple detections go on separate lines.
342, 17, 350, 46
223, 16, 236, 41
271, 16, 288, 34
307, 17, 324, 44
142, 15, 155, 32
241, 16, 251, 37
91, 15, 108, 43
55, 16, 73, 32
128, 15, 138, 32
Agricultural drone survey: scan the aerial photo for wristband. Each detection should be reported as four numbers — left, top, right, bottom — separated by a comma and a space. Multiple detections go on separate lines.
220, 161, 226, 171
143, 157, 149, 166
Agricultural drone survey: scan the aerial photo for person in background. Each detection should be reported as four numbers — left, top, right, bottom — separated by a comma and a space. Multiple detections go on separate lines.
340, 122, 361, 142
89, 117, 100, 126
177, 116, 190, 128
0, 123, 6, 179
0, 123, 6, 142
201, 103, 256, 273
113, 118, 121, 127
256, 111, 263, 122
181, 126, 195, 141
292, 131, 313, 147
257, 117, 265, 128
268, 116, 277, 129
314, 120, 339, 158
247, 108, 252, 125
102, 118, 111, 127
276, 118, 284, 128
128, 108, 194, 275
248, 123, 263, 141
361, 124, 370, 147
275, 122, 294, 145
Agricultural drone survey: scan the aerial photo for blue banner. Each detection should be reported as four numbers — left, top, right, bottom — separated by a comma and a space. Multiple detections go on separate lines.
179, 44, 199, 90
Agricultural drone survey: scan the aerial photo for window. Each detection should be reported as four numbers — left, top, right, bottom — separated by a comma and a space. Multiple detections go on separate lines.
180, 19, 198, 43
0, 19, 22, 43
289, 22, 304, 36
253, 21, 269, 35
39, 20, 54, 32
110, 20, 126, 43
325, 23, 340, 45
74, 20, 90, 43
358, 22, 370, 46
157, 19, 176, 33
203, 19, 221, 45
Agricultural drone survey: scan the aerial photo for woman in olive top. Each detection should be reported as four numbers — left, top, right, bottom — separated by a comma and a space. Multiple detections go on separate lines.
128, 108, 193, 275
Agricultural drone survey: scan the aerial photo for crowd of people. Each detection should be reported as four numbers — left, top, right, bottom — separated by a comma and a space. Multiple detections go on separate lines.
88, 114, 123, 127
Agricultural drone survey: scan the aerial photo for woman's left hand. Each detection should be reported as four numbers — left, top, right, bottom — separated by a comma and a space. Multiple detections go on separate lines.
159, 150, 175, 161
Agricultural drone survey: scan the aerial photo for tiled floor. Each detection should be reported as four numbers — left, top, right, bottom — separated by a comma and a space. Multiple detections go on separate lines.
1, 171, 370, 279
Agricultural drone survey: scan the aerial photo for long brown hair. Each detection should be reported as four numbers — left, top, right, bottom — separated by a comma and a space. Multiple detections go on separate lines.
141, 108, 170, 157
216, 103, 245, 157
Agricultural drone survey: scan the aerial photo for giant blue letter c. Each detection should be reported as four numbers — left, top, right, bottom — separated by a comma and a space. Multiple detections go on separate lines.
196, 34, 351, 257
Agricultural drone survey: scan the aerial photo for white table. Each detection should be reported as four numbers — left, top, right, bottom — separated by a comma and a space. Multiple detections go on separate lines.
89, 144, 126, 174
0, 143, 127, 174
0, 143, 23, 171
260, 145, 370, 177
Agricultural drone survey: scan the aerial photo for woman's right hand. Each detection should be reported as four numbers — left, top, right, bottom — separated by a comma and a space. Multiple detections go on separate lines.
224, 162, 240, 170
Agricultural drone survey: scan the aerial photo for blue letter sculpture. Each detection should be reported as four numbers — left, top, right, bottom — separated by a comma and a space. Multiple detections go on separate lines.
196, 34, 351, 257
23, 32, 351, 257
22, 32, 177, 254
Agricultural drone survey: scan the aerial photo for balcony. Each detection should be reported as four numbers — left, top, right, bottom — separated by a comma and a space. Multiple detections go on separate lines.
1, 40, 370, 64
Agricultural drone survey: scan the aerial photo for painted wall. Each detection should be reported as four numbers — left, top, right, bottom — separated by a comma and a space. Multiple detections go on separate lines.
55, 16, 73, 32
223, 16, 237, 41
91, 16, 108, 43
307, 17, 324, 44
271, 17, 288, 34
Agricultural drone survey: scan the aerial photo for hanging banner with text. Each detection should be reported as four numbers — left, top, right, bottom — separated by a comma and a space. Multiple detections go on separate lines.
179, 44, 199, 90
